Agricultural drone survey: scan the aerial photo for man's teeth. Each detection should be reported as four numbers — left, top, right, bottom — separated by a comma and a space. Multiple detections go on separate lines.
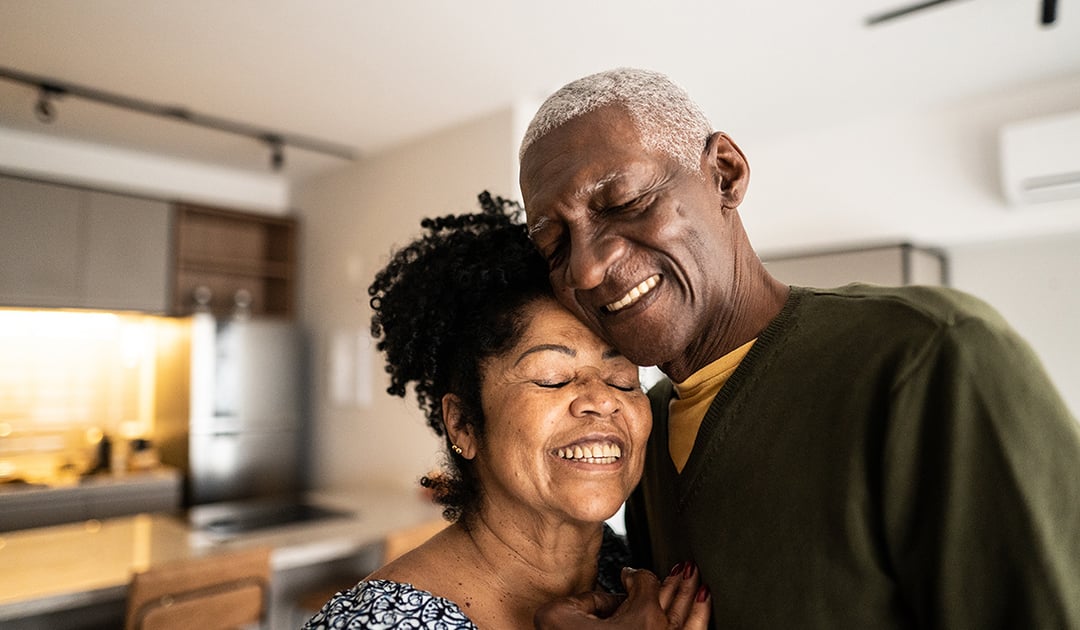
605, 275, 659, 313
556, 443, 622, 464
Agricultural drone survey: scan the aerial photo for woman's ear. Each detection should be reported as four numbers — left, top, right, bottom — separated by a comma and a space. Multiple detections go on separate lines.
702, 131, 750, 209
442, 393, 477, 459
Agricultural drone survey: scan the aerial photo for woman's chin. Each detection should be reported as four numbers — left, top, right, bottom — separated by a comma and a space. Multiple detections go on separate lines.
563, 497, 630, 526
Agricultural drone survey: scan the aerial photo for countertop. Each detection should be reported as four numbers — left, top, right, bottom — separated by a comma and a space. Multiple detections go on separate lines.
0, 467, 181, 498
0, 486, 444, 621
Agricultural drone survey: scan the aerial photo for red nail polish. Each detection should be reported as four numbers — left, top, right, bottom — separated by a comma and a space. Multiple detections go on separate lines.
696, 585, 710, 602
682, 561, 696, 579
669, 561, 685, 577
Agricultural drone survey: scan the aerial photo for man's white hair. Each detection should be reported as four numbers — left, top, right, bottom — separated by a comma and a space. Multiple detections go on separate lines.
519, 68, 713, 173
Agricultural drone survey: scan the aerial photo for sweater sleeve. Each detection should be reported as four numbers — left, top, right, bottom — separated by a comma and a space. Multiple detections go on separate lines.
882, 313, 1080, 629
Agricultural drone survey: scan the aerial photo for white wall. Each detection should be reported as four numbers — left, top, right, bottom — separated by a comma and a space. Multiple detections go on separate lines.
292, 108, 519, 491
741, 73, 1080, 253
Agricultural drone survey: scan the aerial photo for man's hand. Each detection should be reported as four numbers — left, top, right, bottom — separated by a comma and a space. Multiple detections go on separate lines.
534, 564, 711, 629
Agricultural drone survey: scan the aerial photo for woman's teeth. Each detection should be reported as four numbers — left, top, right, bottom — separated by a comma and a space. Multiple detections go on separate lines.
605, 275, 659, 313
556, 443, 622, 464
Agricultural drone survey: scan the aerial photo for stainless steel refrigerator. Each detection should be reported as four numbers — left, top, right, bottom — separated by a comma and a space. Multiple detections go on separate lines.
187, 313, 306, 506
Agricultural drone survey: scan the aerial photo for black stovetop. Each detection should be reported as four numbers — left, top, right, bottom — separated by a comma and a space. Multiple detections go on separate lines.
191, 499, 352, 535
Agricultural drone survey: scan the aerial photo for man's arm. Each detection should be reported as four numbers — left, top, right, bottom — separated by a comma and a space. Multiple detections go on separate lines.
884, 316, 1080, 627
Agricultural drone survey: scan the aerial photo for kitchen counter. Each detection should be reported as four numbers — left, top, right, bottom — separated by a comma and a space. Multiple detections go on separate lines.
0, 486, 444, 623
0, 467, 183, 532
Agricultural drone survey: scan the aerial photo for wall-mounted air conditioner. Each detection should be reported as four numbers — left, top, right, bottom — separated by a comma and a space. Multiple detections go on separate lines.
999, 110, 1080, 206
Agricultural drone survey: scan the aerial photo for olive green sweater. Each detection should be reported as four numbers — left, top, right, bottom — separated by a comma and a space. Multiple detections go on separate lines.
626, 284, 1080, 629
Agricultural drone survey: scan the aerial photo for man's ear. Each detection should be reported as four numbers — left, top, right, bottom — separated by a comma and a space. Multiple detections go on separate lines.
442, 393, 477, 459
702, 131, 750, 209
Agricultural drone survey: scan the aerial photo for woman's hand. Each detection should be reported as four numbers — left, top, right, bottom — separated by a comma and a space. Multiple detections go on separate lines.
659, 562, 710, 628
533, 564, 710, 629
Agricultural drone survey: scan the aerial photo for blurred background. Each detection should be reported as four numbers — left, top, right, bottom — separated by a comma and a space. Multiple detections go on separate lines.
0, 2, 1077, 626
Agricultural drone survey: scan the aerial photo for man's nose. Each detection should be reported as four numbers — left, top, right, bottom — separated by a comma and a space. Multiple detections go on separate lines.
565, 233, 625, 291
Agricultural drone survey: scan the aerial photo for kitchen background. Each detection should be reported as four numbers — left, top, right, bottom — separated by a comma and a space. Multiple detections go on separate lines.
1, 0, 1078, 501
0, 2, 1077, 626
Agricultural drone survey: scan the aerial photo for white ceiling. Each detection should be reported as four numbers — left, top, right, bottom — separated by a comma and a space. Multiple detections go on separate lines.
1, 0, 1078, 183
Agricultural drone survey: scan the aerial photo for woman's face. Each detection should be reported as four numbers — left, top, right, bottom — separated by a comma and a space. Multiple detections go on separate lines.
470, 296, 651, 528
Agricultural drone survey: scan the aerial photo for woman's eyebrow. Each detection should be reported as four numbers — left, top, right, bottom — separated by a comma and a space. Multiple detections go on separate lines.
602, 348, 623, 360
514, 344, 575, 365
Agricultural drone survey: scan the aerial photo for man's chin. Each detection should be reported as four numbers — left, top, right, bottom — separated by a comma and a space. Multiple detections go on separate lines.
607, 336, 674, 370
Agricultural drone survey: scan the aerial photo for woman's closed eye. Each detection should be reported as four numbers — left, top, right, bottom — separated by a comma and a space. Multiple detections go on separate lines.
533, 378, 639, 392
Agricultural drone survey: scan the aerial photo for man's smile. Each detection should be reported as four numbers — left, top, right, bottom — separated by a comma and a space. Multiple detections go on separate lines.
603, 274, 660, 313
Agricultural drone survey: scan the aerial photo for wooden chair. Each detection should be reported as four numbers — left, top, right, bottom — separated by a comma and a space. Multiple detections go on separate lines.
125, 546, 272, 630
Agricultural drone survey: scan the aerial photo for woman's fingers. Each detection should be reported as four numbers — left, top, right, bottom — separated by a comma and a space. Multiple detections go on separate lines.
533, 567, 711, 630
658, 561, 702, 626
683, 584, 712, 630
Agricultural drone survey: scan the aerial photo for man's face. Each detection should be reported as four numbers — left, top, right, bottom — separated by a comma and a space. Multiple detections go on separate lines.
520, 107, 737, 370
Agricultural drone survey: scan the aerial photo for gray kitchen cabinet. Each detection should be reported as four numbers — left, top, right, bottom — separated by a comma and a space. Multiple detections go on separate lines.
0, 175, 171, 312
0, 176, 83, 306
83, 190, 171, 312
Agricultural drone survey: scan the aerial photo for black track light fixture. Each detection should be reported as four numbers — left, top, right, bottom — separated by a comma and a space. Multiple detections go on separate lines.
0, 66, 355, 171
265, 134, 285, 171
1041, 0, 1058, 25
34, 84, 64, 123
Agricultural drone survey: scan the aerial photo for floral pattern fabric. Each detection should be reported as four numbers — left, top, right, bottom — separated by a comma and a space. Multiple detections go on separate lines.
302, 579, 477, 629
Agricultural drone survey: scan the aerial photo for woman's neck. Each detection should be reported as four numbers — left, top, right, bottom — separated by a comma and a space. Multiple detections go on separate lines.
371, 503, 610, 629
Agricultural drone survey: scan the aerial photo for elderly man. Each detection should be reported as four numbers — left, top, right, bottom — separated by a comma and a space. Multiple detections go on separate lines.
520, 68, 1080, 629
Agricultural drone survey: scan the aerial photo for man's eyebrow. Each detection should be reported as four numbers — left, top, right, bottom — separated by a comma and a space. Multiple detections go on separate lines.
582, 172, 622, 198
527, 171, 628, 237
602, 348, 623, 360
515, 343, 575, 365
527, 216, 550, 237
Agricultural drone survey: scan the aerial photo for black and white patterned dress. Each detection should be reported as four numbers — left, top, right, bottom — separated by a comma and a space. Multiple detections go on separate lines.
302, 524, 631, 629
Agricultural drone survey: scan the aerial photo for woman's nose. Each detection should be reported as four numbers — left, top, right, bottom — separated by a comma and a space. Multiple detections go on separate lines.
569, 379, 620, 418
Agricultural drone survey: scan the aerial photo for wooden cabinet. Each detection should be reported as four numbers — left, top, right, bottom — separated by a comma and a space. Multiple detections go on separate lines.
171, 204, 297, 318
0, 175, 170, 311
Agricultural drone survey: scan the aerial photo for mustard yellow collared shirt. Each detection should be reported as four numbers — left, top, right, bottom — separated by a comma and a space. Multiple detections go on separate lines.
668, 339, 756, 473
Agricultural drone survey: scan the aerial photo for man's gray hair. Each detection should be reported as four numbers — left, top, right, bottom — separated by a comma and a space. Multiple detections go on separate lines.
519, 68, 713, 173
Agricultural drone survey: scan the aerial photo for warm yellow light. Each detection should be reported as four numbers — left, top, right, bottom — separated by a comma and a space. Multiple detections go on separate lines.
85, 426, 104, 445
0, 309, 120, 340
0, 309, 177, 435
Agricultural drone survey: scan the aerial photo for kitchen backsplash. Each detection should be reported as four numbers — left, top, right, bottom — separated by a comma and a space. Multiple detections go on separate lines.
0, 309, 190, 483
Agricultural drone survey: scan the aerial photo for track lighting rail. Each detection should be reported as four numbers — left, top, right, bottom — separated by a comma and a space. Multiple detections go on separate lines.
0, 65, 356, 169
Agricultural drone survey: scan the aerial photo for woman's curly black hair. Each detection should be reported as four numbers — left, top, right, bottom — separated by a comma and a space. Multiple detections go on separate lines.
368, 191, 551, 524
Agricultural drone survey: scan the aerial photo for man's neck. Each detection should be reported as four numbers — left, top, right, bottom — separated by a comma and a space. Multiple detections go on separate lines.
662, 274, 789, 382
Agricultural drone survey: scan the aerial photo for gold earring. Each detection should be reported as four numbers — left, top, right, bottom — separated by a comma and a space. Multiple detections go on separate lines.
450, 444, 463, 455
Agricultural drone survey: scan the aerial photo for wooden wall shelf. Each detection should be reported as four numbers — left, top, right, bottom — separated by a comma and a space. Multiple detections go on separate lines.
172, 204, 298, 318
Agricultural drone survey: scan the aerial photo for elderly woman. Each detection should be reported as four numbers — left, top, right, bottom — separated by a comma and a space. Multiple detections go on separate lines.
303, 193, 709, 629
